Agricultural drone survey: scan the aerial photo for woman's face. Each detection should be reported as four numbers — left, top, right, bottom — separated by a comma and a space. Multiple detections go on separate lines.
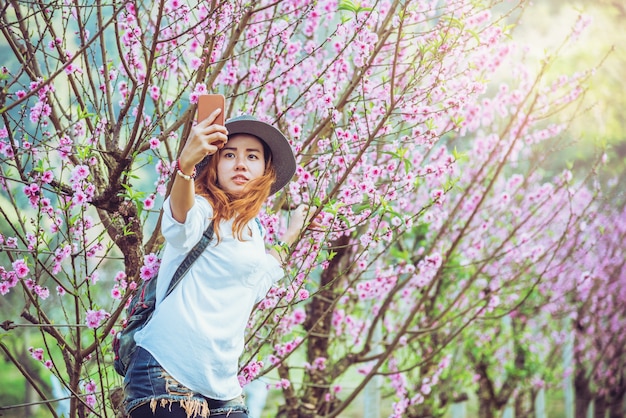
216, 134, 266, 195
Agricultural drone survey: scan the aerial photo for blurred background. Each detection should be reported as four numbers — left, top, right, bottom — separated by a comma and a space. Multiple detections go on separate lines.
514, 0, 624, 190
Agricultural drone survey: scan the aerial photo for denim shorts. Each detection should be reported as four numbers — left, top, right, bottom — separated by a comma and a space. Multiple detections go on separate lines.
124, 347, 249, 417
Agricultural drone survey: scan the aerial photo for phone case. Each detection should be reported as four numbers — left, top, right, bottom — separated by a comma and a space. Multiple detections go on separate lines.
197, 94, 225, 125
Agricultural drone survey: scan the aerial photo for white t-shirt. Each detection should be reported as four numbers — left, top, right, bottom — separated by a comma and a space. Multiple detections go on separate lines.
135, 195, 284, 400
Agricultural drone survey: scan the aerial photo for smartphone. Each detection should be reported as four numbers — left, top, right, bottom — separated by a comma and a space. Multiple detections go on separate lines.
197, 94, 225, 125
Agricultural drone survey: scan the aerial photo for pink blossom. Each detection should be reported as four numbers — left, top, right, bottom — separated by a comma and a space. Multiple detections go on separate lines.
149, 85, 160, 101
189, 56, 202, 70
12, 259, 29, 278
143, 195, 155, 210
29, 100, 52, 123
85, 394, 96, 408
0, 282, 11, 295
64, 63, 82, 75
71, 165, 90, 182
85, 309, 109, 329
149, 137, 160, 149
34, 285, 50, 300
140, 265, 156, 281
143, 253, 160, 268
72, 191, 88, 206
111, 286, 122, 299
85, 380, 97, 393
189, 83, 208, 103
297, 289, 309, 301
312, 357, 327, 370
41, 171, 54, 183
292, 308, 306, 325
29, 347, 44, 361
275, 379, 290, 389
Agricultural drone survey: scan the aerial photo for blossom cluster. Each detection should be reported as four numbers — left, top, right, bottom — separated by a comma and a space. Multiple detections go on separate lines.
0, 0, 610, 415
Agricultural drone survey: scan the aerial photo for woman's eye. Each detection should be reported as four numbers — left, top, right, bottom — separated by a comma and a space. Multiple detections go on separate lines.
224, 152, 235, 158
248, 154, 259, 160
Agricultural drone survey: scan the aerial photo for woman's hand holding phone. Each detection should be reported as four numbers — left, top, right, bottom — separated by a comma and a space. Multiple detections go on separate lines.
178, 108, 229, 174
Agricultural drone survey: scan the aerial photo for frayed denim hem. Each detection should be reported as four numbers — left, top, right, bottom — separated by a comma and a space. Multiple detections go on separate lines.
127, 395, 248, 417
127, 395, 207, 417
123, 347, 248, 417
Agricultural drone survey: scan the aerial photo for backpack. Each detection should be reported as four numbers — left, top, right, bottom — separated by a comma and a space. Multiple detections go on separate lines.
112, 221, 215, 376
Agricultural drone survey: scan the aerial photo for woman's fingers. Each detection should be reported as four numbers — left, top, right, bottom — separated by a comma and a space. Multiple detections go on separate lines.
196, 109, 228, 144
198, 108, 224, 126
294, 204, 322, 229
205, 143, 220, 156
207, 132, 228, 149
180, 119, 228, 168
200, 121, 228, 149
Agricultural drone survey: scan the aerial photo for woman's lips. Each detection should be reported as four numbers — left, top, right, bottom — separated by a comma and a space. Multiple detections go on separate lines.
232, 175, 249, 185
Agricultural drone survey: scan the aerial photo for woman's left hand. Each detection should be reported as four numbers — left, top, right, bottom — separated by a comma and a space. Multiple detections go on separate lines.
281, 204, 320, 246
270, 204, 321, 263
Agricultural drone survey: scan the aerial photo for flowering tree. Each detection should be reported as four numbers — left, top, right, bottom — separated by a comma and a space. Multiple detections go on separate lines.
566, 198, 626, 418
440, 14, 615, 417
0, 0, 616, 417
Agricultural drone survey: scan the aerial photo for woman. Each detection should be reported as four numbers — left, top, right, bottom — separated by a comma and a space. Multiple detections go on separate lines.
124, 109, 311, 417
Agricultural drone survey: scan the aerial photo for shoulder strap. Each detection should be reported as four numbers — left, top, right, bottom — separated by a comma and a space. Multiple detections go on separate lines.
163, 220, 215, 299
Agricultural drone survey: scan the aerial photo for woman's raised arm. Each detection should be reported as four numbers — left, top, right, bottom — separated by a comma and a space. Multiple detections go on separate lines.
170, 109, 228, 223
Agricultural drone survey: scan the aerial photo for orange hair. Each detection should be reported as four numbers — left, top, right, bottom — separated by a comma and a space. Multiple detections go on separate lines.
194, 142, 275, 242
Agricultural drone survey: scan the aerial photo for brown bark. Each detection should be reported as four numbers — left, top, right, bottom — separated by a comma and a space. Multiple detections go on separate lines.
574, 369, 592, 418
293, 234, 351, 418
475, 358, 497, 418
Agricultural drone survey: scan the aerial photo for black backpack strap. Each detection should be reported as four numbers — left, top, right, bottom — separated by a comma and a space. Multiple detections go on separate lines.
164, 220, 215, 299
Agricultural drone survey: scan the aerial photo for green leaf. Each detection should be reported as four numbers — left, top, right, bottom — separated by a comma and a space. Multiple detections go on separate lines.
338, 0, 374, 14
390, 246, 410, 262
452, 115, 466, 128
77, 104, 95, 119
338, 0, 358, 13
467, 29, 480, 44
452, 146, 468, 163
444, 176, 460, 191
403, 158, 412, 174
441, 15, 464, 30
76, 145, 93, 160
337, 213, 351, 228
33, 159, 45, 173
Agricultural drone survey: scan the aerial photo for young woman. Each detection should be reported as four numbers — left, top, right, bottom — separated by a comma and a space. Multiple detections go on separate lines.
123, 109, 312, 417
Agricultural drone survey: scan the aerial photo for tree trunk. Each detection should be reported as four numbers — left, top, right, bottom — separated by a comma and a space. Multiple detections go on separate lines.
594, 397, 606, 418
607, 378, 626, 418
608, 399, 625, 418
298, 234, 351, 417
574, 369, 593, 418
477, 397, 496, 418
476, 372, 496, 418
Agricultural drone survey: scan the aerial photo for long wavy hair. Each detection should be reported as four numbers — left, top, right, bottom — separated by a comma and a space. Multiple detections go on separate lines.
194, 138, 275, 241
